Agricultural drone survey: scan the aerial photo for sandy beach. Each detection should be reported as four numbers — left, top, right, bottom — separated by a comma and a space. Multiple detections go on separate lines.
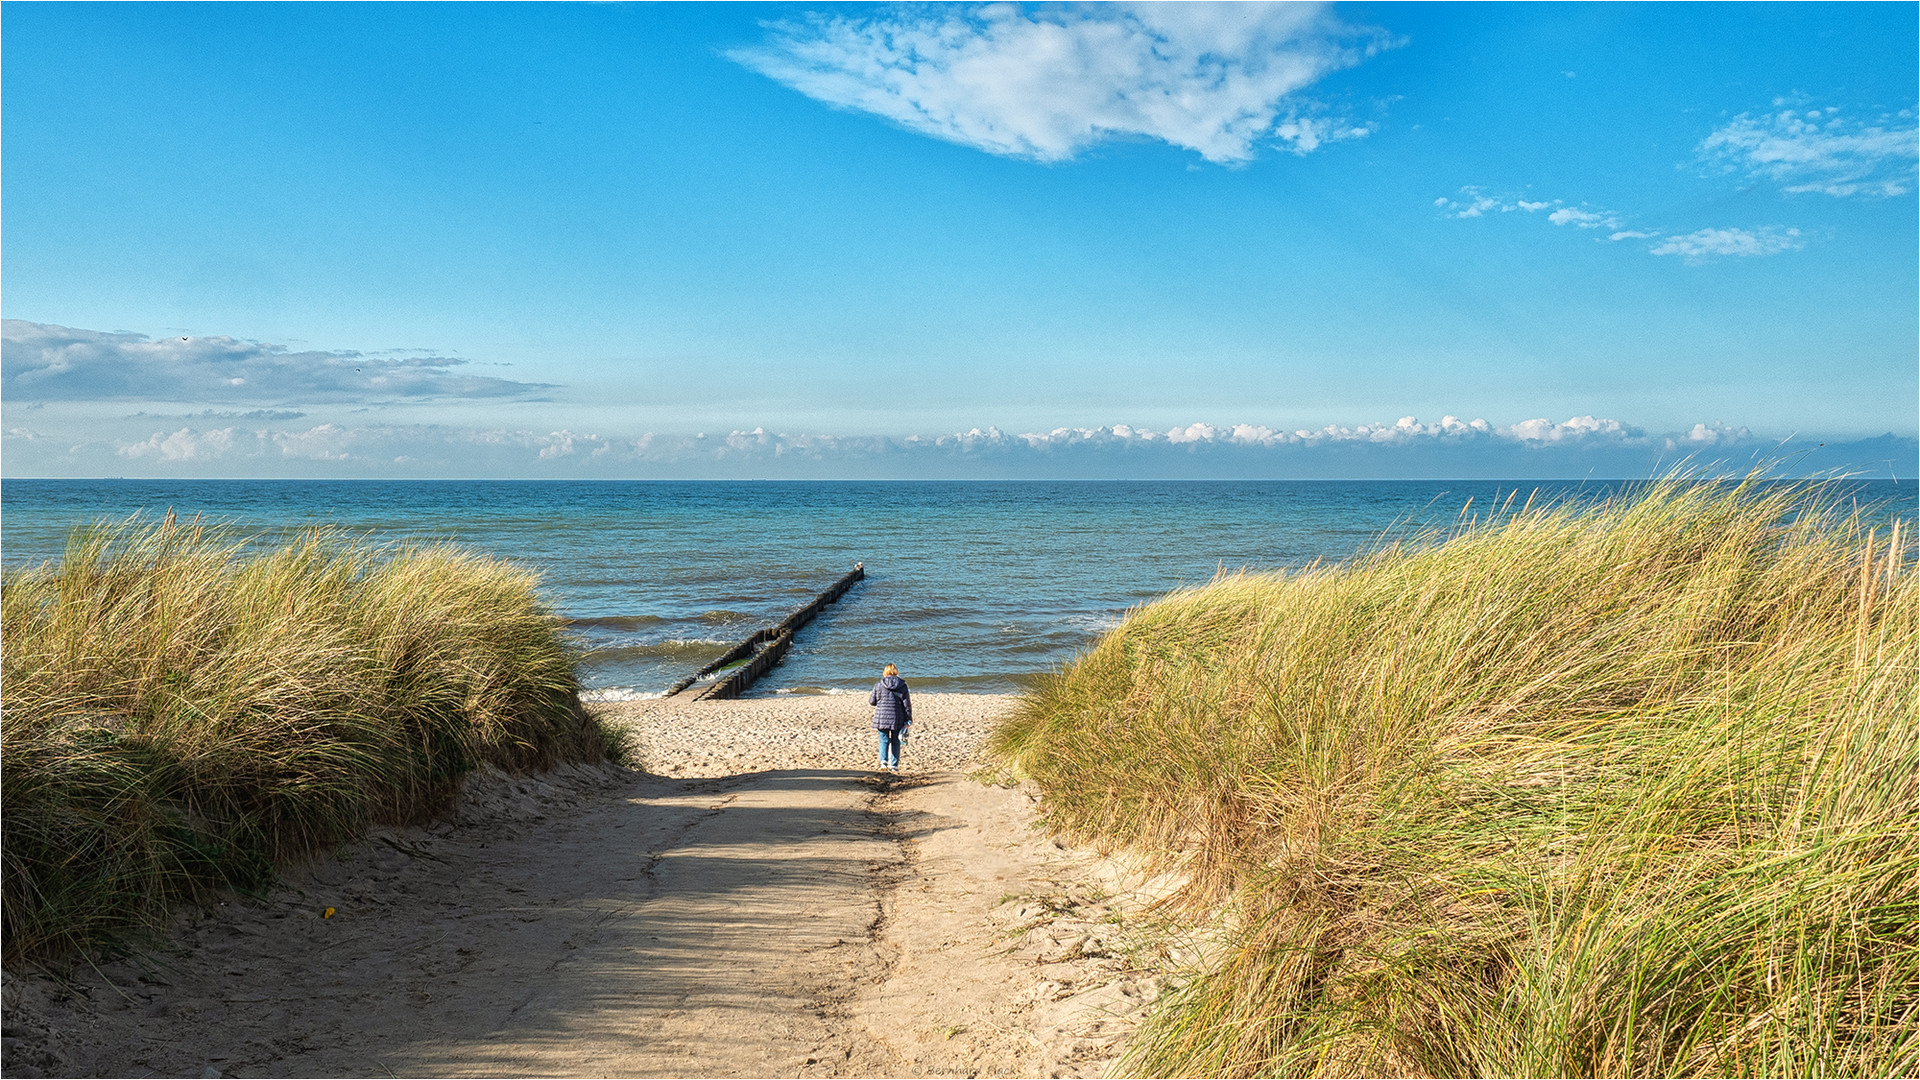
601, 691, 1016, 777
3, 694, 1170, 1079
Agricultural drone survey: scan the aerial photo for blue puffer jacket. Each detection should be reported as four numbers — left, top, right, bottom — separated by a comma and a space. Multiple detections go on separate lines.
869, 675, 912, 730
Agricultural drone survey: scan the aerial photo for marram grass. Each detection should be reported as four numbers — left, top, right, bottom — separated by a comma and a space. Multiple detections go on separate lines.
991, 474, 1916, 1079
1, 515, 626, 960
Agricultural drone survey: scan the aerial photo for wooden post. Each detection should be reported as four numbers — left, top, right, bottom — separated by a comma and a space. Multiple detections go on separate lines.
668, 563, 866, 699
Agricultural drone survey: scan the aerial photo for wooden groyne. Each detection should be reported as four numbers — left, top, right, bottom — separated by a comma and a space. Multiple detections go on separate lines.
665, 563, 865, 700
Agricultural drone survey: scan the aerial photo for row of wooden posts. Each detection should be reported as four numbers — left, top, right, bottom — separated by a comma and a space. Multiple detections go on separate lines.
664, 563, 865, 700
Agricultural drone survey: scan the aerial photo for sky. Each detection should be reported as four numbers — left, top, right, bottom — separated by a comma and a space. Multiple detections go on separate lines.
3, 1, 1916, 479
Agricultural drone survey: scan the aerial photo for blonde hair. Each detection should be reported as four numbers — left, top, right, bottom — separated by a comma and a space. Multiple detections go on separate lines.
882, 663, 898, 676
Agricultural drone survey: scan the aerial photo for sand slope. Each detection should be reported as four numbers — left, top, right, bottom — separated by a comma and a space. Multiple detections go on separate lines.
3, 695, 1167, 1079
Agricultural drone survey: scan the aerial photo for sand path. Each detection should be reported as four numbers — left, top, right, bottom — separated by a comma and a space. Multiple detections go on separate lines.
4, 695, 1167, 1079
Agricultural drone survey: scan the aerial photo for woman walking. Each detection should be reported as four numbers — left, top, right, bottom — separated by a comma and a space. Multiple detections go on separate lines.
869, 663, 912, 772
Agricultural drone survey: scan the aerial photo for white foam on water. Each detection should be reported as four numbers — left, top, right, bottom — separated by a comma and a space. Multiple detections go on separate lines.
773, 685, 861, 696
579, 687, 666, 702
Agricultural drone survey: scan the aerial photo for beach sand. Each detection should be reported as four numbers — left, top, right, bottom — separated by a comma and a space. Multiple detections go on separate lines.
602, 691, 1015, 776
3, 694, 1170, 1078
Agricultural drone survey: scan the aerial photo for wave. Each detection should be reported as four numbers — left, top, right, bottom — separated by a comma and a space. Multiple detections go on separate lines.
1055, 612, 1126, 632
565, 614, 667, 630
579, 687, 666, 702
772, 685, 862, 696
582, 639, 732, 662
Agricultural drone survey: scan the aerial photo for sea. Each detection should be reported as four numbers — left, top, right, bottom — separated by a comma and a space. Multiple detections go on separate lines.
4, 479, 1911, 698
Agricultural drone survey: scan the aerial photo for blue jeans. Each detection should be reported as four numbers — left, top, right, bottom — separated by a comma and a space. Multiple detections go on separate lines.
876, 728, 903, 767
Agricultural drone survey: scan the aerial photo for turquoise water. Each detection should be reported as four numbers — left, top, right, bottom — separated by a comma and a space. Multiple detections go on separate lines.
4, 479, 1910, 697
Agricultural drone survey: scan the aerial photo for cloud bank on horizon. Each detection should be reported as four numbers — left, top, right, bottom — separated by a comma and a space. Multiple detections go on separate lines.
4, 319, 1910, 479
90, 415, 1719, 467
728, 2, 1393, 163
10, 416, 1906, 480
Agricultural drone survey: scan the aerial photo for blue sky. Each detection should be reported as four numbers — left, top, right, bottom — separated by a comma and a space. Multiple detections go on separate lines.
3, 2, 1915, 478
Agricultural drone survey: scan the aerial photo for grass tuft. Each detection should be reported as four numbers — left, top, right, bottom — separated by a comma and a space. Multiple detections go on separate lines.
991, 473, 1916, 1078
1, 514, 624, 961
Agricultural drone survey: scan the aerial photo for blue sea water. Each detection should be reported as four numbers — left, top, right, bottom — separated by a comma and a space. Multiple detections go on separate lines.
4, 479, 1910, 697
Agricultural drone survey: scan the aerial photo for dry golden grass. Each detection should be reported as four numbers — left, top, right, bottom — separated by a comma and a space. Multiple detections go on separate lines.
1, 514, 623, 960
992, 474, 1916, 1078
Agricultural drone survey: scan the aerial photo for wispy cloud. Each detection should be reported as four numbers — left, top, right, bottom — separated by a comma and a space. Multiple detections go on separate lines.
1443, 97, 1911, 260
1434, 188, 1508, 219
1, 321, 552, 403
1698, 102, 1919, 197
728, 2, 1395, 164
1649, 227, 1803, 260
1435, 188, 1618, 228
1547, 207, 1618, 229
1438, 187, 1800, 261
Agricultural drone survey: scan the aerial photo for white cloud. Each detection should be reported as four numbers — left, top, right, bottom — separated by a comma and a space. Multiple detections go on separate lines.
1503, 415, 1631, 443
1698, 103, 1919, 197
1441, 188, 1802, 261
273, 424, 359, 461
1272, 115, 1375, 154
115, 423, 371, 462
1547, 207, 1617, 229
1444, 100, 1912, 269
2, 321, 551, 403
993, 415, 1636, 450
1674, 421, 1752, 447
1441, 188, 1506, 218
727, 2, 1395, 164
118, 427, 238, 462
1649, 227, 1803, 260
1437, 187, 1596, 221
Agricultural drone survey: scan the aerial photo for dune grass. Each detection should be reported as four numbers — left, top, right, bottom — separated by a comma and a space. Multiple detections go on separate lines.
1, 514, 625, 961
991, 474, 1916, 1078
